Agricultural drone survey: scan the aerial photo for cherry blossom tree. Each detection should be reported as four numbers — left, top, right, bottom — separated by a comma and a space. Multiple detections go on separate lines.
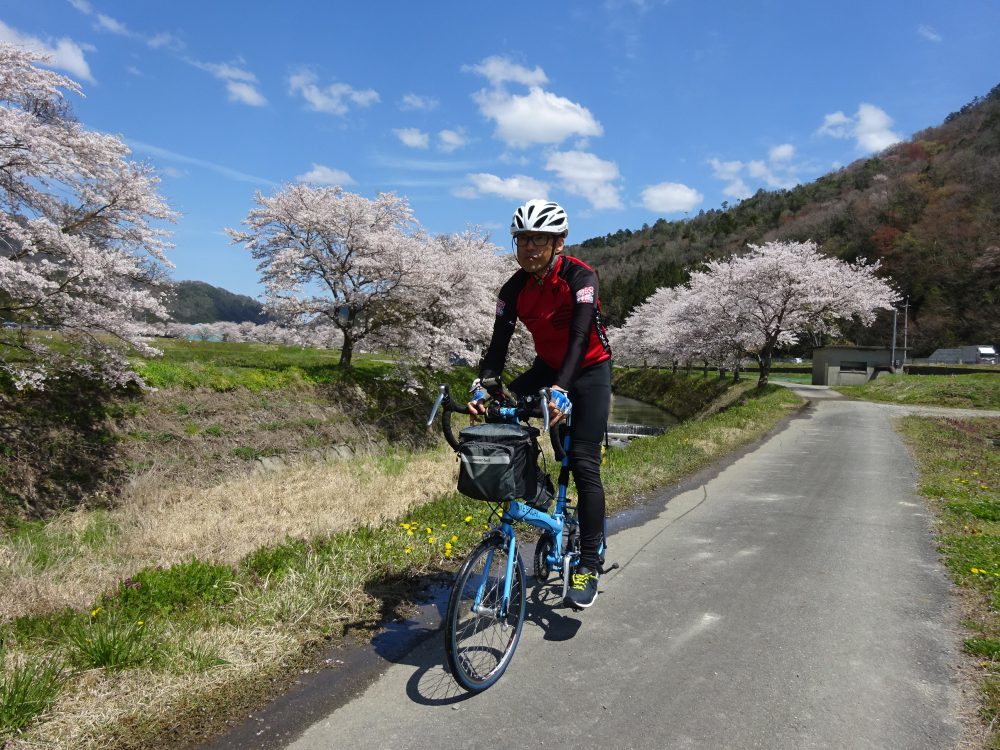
620, 240, 897, 386
0, 43, 176, 390
229, 186, 515, 371
369, 228, 514, 369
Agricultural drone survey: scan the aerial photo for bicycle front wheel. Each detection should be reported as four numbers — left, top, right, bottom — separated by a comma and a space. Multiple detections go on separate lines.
445, 536, 526, 692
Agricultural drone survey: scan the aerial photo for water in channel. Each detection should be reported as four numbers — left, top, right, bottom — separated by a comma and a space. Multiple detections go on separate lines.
609, 393, 678, 430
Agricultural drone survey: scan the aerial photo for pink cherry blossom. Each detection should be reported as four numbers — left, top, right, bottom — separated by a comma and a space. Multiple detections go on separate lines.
0, 42, 177, 390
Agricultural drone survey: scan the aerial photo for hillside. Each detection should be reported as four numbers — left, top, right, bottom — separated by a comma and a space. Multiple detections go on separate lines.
167, 280, 267, 324
573, 83, 1000, 356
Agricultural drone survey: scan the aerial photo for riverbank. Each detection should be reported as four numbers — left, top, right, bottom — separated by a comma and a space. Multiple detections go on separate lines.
1, 349, 804, 748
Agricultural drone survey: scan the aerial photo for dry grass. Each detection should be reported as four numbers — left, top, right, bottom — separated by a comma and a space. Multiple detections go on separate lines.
8, 625, 300, 750
1, 447, 457, 624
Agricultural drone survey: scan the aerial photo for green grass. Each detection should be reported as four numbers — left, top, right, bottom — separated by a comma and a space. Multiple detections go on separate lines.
897, 416, 1000, 740
133, 339, 390, 392
0, 655, 64, 738
836, 373, 1000, 409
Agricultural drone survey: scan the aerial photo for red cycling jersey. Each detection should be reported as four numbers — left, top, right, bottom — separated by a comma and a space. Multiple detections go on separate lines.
480, 254, 612, 389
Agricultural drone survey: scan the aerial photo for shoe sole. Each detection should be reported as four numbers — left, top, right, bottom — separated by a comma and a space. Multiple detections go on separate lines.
564, 591, 598, 610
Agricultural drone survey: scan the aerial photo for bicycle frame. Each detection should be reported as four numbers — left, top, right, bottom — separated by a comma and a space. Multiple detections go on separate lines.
477, 416, 576, 618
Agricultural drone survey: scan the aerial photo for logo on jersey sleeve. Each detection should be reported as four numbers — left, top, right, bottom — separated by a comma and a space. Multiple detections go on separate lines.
495, 299, 506, 316
575, 286, 595, 304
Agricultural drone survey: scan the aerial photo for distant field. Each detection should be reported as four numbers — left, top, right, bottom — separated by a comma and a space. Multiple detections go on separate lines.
133, 339, 389, 391
835, 372, 1000, 410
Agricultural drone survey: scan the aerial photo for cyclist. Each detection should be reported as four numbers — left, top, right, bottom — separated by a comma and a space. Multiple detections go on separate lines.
467, 199, 612, 610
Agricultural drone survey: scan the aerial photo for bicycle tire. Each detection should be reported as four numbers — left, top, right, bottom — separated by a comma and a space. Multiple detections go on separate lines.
445, 536, 526, 692
533, 532, 555, 582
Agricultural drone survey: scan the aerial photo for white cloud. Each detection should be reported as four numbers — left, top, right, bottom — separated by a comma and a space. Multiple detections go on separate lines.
296, 163, 355, 185
96, 14, 131, 36
917, 24, 942, 43
475, 87, 603, 149
817, 103, 901, 153
400, 93, 438, 111
289, 70, 379, 116
641, 182, 703, 213
817, 111, 853, 139
460, 173, 550, 201
709, 148, 803, 199
0, 21, 94, 82
67, 1, 181, 51
127, 139, 277, 186
438, 129, 469, 153
768, 143, 795, 162
160, 166, 187, 178
709, 157, 753, 199
226, 81, 267, 107
545, 151, 622, 210
188, 59, 267, 107
393, 128, 430, 149
464, 55, 548, 88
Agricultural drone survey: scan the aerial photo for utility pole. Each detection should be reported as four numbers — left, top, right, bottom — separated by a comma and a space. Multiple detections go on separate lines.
891, 306, 898, 368
902, 295, 909, 370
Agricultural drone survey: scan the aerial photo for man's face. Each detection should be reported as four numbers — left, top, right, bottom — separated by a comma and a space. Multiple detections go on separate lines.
514, 233, 562, 275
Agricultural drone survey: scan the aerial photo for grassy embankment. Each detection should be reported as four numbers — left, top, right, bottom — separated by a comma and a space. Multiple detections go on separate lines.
1, 342, 803, 749
836, 372, 1000, 410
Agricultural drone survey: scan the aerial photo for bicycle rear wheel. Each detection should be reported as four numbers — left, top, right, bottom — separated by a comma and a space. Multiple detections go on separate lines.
445, 536, 526, 692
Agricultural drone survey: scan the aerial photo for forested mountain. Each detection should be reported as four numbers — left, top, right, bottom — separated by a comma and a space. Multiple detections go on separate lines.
167, 280, 267, 324
572, 83, 1000, 356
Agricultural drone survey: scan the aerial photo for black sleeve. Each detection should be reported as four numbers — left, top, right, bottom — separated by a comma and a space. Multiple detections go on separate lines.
479, 273, 523, 380
555, 263, 599, 389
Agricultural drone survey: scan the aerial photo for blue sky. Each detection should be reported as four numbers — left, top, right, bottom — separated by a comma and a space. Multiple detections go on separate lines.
3, 1, 999, 297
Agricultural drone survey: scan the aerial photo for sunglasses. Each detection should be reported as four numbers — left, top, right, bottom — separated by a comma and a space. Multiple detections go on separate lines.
513, 235, 553, 248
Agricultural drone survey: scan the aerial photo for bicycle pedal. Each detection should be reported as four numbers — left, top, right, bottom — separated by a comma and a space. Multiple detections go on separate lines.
598, 562, 619, 574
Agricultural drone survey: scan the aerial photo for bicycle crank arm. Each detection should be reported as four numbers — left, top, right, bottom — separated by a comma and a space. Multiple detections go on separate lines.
598, 561, 619, 575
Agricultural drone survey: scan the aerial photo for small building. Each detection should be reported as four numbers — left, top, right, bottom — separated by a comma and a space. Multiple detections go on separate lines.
928, 345, 997, 365
812, 346, 892, 385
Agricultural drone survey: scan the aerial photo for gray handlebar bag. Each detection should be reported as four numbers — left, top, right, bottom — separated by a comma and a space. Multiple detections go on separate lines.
456, 423, 549, 504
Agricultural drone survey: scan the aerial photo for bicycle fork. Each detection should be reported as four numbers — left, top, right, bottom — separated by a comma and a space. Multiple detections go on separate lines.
472, 530, 518, 626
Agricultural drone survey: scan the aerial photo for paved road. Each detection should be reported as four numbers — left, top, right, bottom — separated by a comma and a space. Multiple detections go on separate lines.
274, 388, 969, 749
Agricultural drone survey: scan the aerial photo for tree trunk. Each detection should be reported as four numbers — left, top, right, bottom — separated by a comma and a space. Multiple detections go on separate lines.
757, 352, 771, 387
339, 336, 354, 370
733, 366, 740, 383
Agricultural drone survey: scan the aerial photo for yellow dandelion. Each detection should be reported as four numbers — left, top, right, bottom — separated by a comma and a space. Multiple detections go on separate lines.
440, 523, 447, 528
405, 546, 412, 554
407, 529, 414, 536
451, 535, 458, 543
137, 621, 144, 626
971, 568, 980, 574
464, 515, 473, 523
425, 527, 433, 534
428, 536, 436, 544
90, 607, 102, 618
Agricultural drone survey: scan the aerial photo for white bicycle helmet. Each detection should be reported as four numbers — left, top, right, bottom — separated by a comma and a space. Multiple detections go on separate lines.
510, 199, 568, 236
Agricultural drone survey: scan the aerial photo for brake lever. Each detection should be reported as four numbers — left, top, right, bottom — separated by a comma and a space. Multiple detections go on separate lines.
540, 388, 550, 432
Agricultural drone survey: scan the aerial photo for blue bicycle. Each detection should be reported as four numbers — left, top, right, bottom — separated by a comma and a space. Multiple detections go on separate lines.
427, 381, 613, 692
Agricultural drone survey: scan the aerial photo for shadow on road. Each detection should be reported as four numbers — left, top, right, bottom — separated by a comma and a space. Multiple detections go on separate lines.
367, 572, 583, 706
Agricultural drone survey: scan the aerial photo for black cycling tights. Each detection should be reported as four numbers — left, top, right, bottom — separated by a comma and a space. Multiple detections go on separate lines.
510, 358, 611, 570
